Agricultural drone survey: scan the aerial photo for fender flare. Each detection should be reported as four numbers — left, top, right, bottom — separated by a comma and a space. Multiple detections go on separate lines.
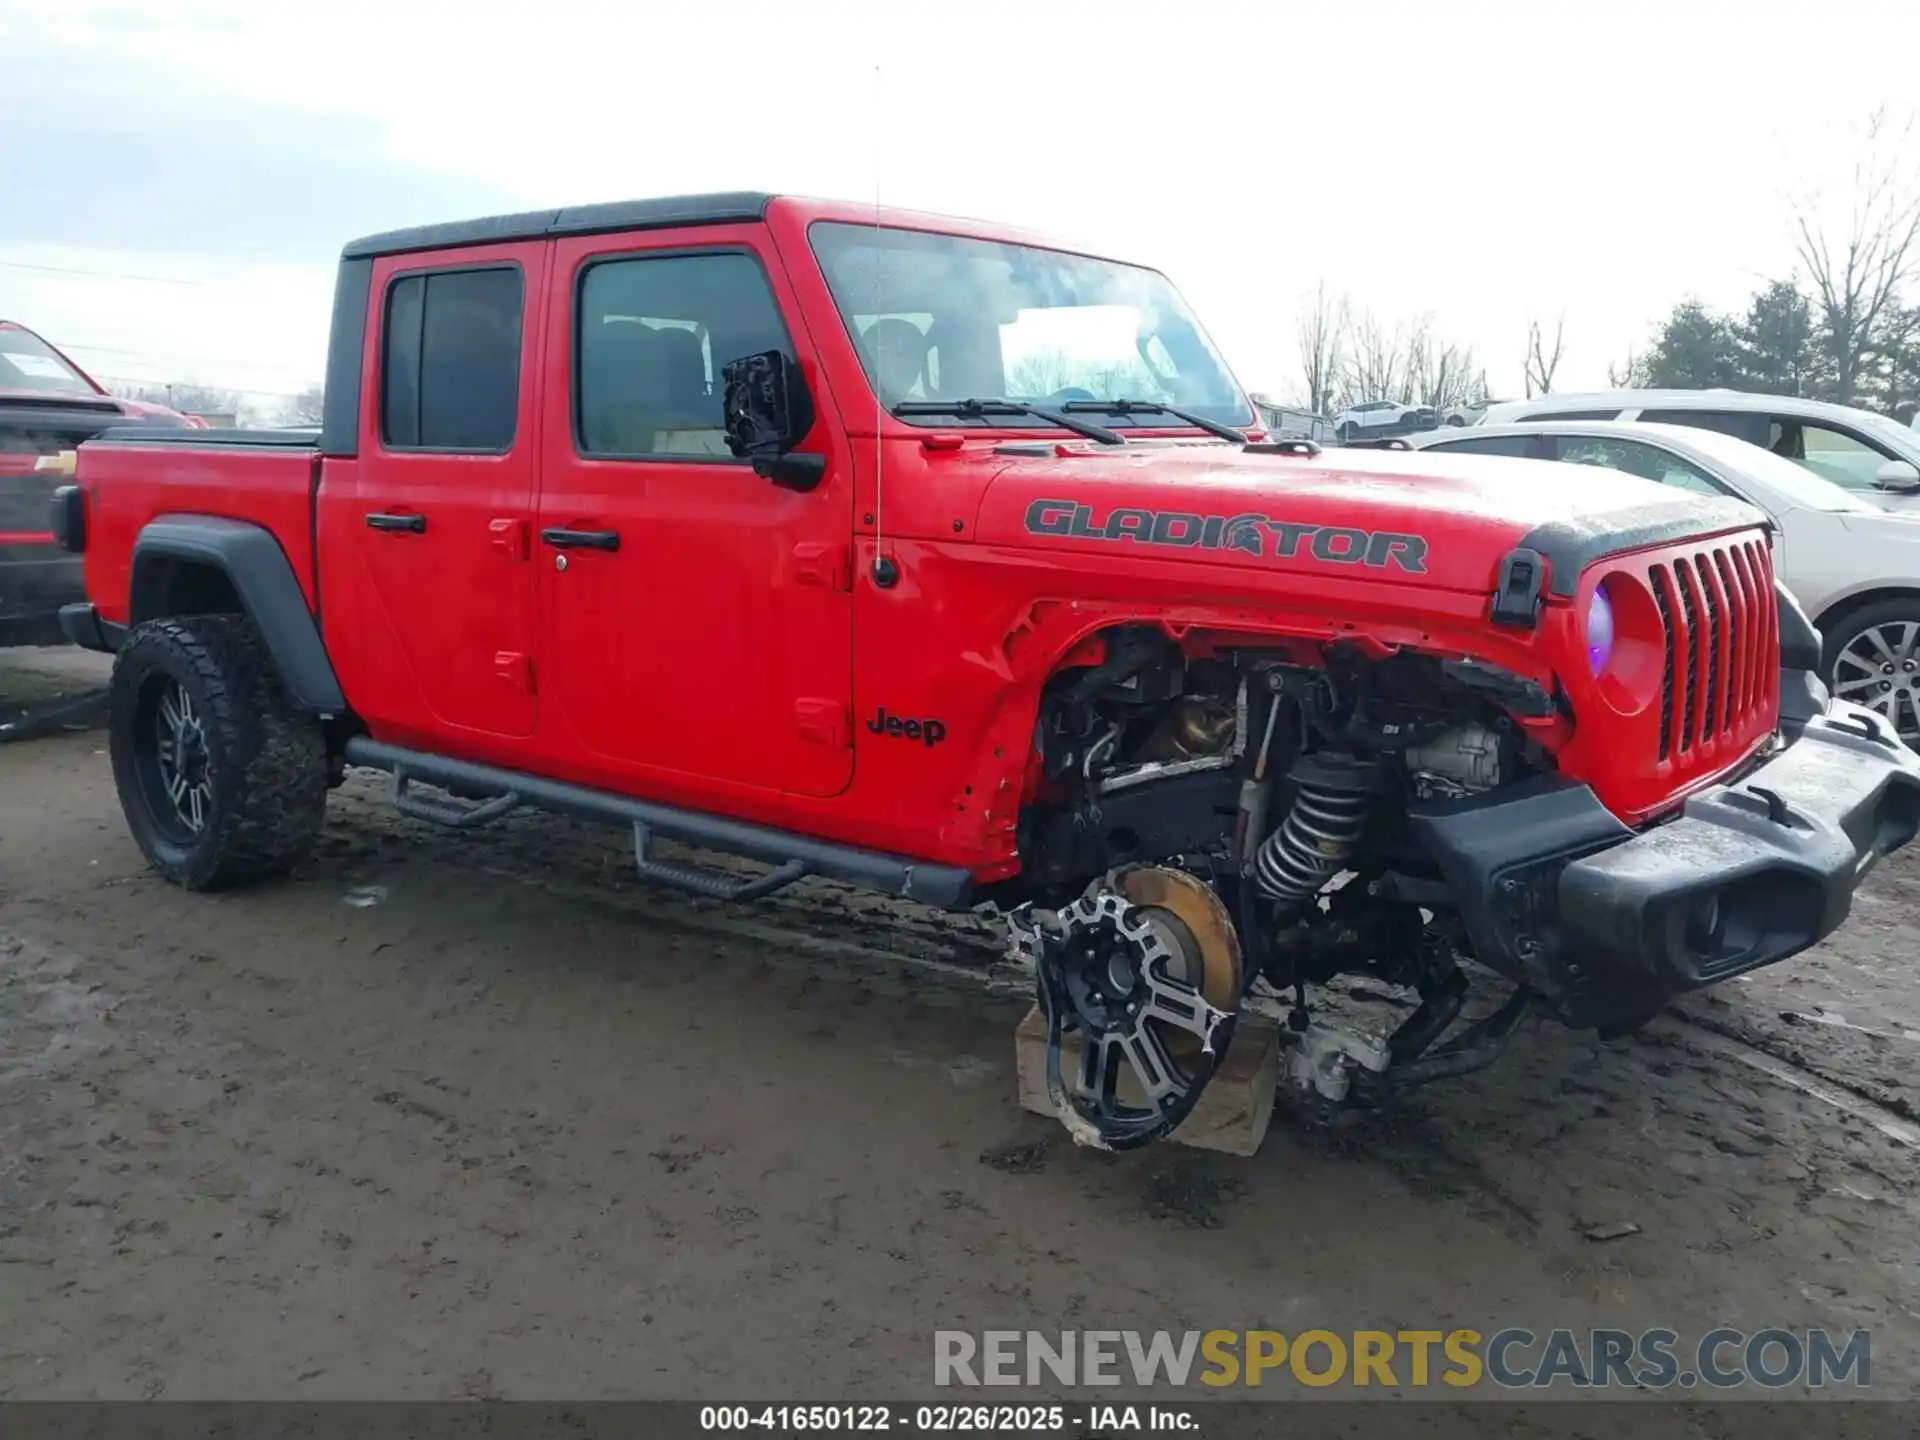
131, 516, 346, 714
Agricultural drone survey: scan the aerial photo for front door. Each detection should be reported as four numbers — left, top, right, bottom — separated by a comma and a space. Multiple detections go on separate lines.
536, 228, 854, 798
332, 243, 547, 742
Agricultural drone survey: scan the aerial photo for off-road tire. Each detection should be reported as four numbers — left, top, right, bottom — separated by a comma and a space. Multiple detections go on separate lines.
109, 614, 327, 890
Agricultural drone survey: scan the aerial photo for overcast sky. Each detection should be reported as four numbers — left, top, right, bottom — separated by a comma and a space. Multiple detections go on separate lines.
2, 0, 1915, 414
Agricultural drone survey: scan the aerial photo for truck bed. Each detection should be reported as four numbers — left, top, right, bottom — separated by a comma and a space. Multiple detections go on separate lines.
77, 426, 324, 625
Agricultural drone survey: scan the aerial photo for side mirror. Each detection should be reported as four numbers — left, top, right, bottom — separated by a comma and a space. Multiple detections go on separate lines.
722, 350, 826, 493
1874, 459, 1920, 493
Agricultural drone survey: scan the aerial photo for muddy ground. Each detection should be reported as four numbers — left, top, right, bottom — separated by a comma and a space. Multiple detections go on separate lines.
5, 646, 1920, 1410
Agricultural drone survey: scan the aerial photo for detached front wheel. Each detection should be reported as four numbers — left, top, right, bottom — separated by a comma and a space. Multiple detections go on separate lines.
110, 614, 327, 889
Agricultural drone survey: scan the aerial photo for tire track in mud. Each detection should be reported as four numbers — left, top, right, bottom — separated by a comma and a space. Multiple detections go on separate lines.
316, 779, 1029, 1002
1661, 1007, 1920, 1146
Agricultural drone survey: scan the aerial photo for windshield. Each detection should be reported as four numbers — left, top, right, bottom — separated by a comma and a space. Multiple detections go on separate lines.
0, 323, 97, 396
808, 222, 1252, 429
1674, 426, 1880, 513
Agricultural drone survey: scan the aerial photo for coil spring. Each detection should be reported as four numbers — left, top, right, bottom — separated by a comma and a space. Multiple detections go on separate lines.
1254, 779, 1374, 907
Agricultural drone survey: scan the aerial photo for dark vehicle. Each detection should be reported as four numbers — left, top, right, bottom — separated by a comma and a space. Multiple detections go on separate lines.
2, 321, 196, 647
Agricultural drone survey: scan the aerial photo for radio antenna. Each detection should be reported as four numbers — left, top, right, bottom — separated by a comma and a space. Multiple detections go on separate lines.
869, 62, 897, 588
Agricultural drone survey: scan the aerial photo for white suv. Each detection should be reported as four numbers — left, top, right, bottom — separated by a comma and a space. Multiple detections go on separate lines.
1333, 399, 1438, 442
1479, 389, 1920, 508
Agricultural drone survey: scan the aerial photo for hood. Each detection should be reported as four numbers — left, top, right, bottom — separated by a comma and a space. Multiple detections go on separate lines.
973, 442, 1762, 594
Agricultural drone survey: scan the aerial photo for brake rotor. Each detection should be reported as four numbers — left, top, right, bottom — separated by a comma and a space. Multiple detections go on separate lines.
1011, 864, 1243, 1150
1113, 865, 1242, 1051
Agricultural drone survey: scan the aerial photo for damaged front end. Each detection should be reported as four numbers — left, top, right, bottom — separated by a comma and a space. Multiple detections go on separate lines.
998, 582, 1920, 1152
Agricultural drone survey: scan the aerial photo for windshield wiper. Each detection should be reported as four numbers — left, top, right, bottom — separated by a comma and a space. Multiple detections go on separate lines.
891, 399, 1125, 446
1058, 398, 1248, 444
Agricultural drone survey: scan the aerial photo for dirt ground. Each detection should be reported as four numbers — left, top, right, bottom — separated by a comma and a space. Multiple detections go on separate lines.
5, 645, 1920, 1407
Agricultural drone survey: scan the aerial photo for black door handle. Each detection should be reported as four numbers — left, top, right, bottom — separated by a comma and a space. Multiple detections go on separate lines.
541, 527, 621, 552
366, 512, 426, 533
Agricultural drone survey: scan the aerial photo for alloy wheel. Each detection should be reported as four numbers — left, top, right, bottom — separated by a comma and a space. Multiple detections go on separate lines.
1832, 621, 1920, 743
151, 680, 213, 834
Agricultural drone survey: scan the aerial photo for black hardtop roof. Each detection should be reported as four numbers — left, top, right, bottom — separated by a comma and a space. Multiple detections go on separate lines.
341, 191, 777, 260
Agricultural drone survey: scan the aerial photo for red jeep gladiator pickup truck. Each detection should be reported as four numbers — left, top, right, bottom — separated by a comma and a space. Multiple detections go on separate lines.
52, 192, 1920, 1148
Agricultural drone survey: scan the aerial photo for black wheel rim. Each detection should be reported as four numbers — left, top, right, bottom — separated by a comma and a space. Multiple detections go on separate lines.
1832, 621, 1920, 743
135, 675, 213, 841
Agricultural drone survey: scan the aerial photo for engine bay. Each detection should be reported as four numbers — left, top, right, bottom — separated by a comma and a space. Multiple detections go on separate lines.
1003, 625, 1566, 1149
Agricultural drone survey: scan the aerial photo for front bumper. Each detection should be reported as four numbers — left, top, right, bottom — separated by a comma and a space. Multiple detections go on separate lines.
1414, 698, 1920, 1032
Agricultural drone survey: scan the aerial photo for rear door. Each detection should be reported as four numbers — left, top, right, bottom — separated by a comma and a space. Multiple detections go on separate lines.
535, 227, 855, 797
330, 244, 547, 741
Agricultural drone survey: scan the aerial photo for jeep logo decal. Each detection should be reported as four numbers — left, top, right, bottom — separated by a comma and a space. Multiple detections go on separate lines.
1022, 498, 1429, 574
866, 707, 947, 747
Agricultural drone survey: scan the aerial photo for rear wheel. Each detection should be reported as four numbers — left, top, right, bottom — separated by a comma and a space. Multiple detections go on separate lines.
109, 614, 327, 889
1822, 598, 1920, 746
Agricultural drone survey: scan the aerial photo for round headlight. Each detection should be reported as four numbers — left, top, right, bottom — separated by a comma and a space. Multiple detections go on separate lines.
1587, 583, 1616, 676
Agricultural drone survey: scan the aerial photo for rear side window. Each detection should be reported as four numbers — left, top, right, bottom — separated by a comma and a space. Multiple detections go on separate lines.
1425, 434, 1547, 459
1548, 435, 1728, 495
381, 266, 524, 451
1638, 408, 1769, 447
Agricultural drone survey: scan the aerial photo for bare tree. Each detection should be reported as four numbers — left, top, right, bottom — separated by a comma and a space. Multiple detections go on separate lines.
279, 384, 325, 427
1523, 313, 1567, 397
1295, 281, 1346, 417
110, 381, 243, 419
1792, 108, 1920, 403
1340, 309, 1408, 409
1606, 348, 1650, 388
1405, 318, 1480, 409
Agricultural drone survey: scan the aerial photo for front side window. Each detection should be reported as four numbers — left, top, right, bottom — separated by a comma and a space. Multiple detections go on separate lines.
1766, 417, 1895, 490
381, 267, 523, 451
1549, 436, 1727, 495
809, 222, 1250, 428
575, 252, 793, 459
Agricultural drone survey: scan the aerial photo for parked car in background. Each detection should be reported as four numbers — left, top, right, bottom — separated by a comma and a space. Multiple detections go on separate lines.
1333, 398, 1436, 442
1, 320, 198, 647
1408, 419, 1920, 744
1479, 389, 1920, 510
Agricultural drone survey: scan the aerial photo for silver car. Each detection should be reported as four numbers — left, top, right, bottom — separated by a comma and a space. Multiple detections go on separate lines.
1407, 419, 1920, 743
1479, 389, 1920, 510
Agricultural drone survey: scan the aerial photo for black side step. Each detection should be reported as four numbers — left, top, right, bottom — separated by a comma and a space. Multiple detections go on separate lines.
343, 737, 974, 909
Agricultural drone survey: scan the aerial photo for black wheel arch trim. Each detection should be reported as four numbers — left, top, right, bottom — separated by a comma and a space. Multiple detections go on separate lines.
130, 516, 345, 714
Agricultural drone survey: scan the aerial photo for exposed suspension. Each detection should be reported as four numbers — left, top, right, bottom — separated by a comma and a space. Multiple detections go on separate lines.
1253, 754, 1381, 908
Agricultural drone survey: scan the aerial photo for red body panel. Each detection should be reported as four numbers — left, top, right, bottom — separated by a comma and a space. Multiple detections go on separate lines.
82, 442, 320, 623
73, 197, 1780, 881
